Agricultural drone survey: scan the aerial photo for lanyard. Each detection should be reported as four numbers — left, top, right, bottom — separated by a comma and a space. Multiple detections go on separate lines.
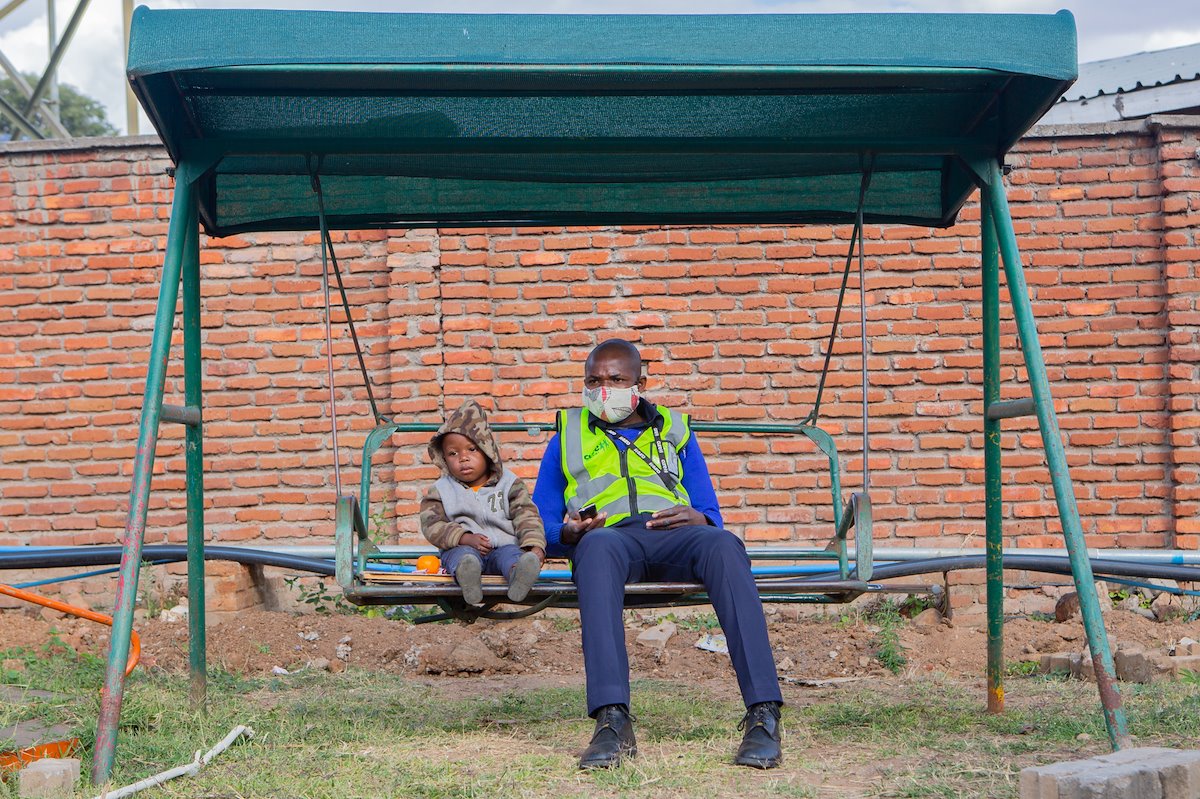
602, 425, 681, 496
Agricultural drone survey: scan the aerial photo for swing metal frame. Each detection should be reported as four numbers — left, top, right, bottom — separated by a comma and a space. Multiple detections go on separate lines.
319, 164, 879, 617
89, 6, 1129, 785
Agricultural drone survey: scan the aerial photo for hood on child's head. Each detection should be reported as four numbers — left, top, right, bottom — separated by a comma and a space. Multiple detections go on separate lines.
427, 399, 503, 481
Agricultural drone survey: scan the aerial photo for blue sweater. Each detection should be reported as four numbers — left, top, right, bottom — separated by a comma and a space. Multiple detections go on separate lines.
532, 428, 723, 558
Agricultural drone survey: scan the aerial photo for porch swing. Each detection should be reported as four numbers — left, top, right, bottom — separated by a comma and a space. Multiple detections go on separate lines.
92, 6, 1136, 785
309, 158, 882, 622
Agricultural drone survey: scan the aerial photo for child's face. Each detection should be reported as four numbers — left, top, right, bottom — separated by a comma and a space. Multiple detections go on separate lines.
440, 432, 488, 485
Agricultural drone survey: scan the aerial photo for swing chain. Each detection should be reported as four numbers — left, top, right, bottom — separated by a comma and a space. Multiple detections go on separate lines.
802, 156, 875, 427
309, 163, 392, 428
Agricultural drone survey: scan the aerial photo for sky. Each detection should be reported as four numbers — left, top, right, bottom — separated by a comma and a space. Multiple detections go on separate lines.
1, 0, 1199, 136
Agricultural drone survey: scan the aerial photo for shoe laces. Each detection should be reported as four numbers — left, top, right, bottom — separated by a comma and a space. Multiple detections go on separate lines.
738, 702, 780, 732
596, 705, 635, 733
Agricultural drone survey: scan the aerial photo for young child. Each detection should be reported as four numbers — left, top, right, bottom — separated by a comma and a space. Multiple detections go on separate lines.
419, 399, 546, 605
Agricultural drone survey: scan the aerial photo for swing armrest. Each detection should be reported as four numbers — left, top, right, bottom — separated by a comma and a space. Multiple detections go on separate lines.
334, 495, 370, 591
834, 492, 874, 582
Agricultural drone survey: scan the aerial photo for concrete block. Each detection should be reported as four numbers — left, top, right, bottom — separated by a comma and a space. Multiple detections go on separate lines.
17, 757, 79, 799
1095, 747, 1179, 765
1098, 749, 1200, 799
635, 621, 676, 652
1156, 753, 1200, 799
1152, 591, 1183, 621
1173, 638, 1200, 657
1114, 648, 1173, 684
1066, 763, 1161, 798
1166, 655, 1200, 679
1040, 652, 1076, 675
1020, 757, 1093, 799
1020, 749, 1200, 799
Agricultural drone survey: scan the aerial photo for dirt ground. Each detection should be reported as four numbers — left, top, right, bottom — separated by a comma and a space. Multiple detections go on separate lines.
2, 600, 1198, 690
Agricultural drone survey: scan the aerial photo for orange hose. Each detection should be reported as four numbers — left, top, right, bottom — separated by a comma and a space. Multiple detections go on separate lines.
0, 584, 141, 677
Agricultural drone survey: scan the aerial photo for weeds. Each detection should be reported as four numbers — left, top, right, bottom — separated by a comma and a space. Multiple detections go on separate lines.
662, 611, 721, 632
895, 595, 935, 618
1108, 588, 1152, 610
863, 600, 908, 674
382, 604, 444, 624
134, 562, 177, 619
548, 614, 579, 632
1005, 660, 1040, 677
283, 575, 358, 615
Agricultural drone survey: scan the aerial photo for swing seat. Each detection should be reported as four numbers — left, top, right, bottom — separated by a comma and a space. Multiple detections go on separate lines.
335, 494, 936, 624
333, 418, 917, 622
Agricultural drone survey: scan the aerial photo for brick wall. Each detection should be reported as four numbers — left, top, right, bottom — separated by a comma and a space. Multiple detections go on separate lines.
1, 119, 1197, 561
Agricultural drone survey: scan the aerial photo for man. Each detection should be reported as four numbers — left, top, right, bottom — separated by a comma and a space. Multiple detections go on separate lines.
532, 338, 783, 770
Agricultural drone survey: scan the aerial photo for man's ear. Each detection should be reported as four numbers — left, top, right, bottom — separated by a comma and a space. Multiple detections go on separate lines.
637, 374, 647, 391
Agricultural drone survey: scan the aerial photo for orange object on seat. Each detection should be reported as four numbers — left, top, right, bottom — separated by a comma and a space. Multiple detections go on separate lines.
415, 555, 441, 574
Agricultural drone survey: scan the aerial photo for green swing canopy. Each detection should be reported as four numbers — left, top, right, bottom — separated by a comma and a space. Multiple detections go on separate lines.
127, 7, 1076, 236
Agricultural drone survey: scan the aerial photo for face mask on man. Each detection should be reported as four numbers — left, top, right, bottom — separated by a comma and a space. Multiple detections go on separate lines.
583, 384, 640, 424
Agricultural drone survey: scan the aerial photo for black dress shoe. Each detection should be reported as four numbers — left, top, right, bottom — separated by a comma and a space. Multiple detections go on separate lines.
578, 704, 637, 769
734, 701, 782, 769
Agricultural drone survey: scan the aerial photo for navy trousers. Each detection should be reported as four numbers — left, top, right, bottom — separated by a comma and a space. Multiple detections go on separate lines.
572, 517, 782, 716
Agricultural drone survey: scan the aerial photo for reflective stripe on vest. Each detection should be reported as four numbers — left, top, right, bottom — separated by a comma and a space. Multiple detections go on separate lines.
557, 405, 691, 526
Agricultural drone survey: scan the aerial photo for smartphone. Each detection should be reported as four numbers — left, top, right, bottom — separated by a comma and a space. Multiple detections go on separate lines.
579, 504, 598, 520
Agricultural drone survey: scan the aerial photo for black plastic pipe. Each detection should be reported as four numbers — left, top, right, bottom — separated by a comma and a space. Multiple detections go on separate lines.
821, 555, 1200, 585
5, 549, 1199, 590
0, 545, 335, 577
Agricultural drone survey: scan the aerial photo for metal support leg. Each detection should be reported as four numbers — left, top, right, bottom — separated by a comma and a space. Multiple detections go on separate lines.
93, 173, 196, 785
982, 161, 1130, 749
981, 192, 1003, 714
182, 197, 205, 709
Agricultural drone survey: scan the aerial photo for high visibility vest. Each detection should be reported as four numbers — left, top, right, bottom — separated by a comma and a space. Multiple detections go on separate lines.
557, 405, 691, 525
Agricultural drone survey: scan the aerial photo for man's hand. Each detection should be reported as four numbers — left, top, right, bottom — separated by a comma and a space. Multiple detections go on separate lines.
524, 545, 546, 565
646, 505, 706, 530
459, 532, 493, 555
560, 510, 608, 546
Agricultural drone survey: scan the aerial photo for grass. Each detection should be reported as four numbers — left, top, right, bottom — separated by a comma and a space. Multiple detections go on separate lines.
3, 639, 1200, 799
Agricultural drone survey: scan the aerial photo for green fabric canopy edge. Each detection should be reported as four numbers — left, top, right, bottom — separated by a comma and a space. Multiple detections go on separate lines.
128, 8, 1076, 79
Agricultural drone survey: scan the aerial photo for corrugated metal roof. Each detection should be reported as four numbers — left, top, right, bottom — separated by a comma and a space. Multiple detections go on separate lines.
1062, 40, 1200, 102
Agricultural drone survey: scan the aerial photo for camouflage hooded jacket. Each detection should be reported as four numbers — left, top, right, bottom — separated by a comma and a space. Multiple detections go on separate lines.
419, 399, 546, 552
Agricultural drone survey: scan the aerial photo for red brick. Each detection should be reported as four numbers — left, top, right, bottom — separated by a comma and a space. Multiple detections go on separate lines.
0, 131, 1194, 569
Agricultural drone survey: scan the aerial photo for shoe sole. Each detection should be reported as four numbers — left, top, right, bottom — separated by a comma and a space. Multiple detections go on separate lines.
507, 552, 541, 602
456, 558, 483, 605
578, 745, 637, 770
734, 755, 781, 770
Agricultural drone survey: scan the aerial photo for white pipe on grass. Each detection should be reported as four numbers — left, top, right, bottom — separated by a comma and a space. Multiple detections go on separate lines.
91, 725, 252, 799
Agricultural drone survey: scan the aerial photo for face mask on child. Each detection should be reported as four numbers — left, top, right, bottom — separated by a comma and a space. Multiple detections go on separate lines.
583, 385, 640, 424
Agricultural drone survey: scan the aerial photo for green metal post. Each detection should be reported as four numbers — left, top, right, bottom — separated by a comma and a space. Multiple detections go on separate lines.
981, 191, 1003, 714
982, 160, 1130, 749
93, 170, 196, 785
182, 195, 206, 709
